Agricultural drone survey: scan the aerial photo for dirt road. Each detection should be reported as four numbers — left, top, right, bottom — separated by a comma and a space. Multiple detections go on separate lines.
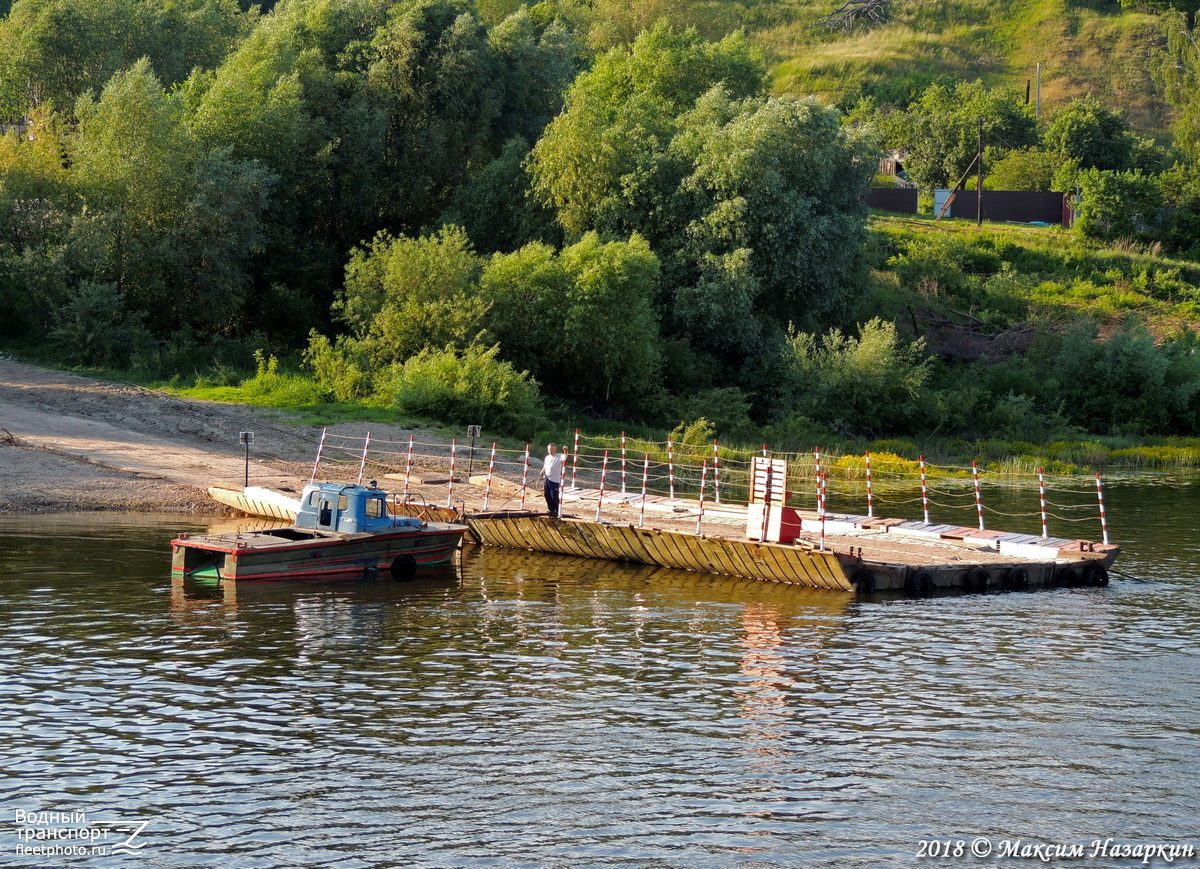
0, 358, 329, 512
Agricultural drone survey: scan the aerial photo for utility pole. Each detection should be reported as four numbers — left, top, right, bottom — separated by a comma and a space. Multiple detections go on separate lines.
1035, 62, 1042, 119
977, 118, 983, 227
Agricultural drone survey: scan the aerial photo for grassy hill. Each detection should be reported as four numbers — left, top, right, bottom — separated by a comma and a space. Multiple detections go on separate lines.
735, 0, 1172, 135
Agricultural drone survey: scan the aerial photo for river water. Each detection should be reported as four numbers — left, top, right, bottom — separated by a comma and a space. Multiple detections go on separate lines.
0, 477, 1197, 868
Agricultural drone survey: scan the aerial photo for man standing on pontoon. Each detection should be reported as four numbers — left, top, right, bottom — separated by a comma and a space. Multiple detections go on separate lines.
539, 442, 565, 517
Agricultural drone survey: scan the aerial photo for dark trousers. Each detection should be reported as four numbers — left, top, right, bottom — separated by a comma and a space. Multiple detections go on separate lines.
544, 479, 560, 516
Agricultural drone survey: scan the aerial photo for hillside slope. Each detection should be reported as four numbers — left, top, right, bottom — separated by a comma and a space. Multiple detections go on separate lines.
750, 0, 1172, 134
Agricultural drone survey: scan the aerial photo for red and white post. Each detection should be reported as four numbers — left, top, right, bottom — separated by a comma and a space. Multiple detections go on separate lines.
310, 427, 328, 483
446, 439, 457, 508
639, 453, 649, 528
865, 450, 874, 519
1096, 473, 1110, 545
520, 444, 530, 510
403, 434, 414, 499
820, 472, 828, 551
1038, 468, 1048, 538
667, 437, 676, 499
919, 456, 930, 524
696, 460, 708, 535
570, 429, 579, 489
712, 440, 721, 504
356, 432, 371, 485
972, 460, 985, 530
596, 451, 609, 522
620, 432, 628, 494
760, 464, 773, 543
814, 446, 822, 513
482, 442, 496, 511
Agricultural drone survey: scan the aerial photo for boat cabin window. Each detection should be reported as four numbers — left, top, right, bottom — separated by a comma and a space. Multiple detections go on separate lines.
339, 495, 349, 511
366, 497, 385, 520
318, 499, 333, 526
308, 490, 320, 507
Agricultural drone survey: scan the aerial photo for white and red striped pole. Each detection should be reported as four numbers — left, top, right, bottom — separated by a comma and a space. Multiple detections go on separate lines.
595, 450, 609, 522
570, 429, 579, 489
919, 456, 930, 524
638, 453, 649, 528
446, 439, 457, 508
712, 440, 721, 504
310, 427, 328, 483
402, 434, 414, 499
1038, 468, 1048, 538
481, 442, 496, 511
814, 446, 823, 513
1096, 473, 1109, 545
356, 432, 371, 484
520, 444, 530, 510
620, 431, 628, 494
696, 460, 708, 535
865, 450, 874, 518
762, 443, 768, 457
820, 472, 827, 551
972, 460, 985, 530
667, 436, 675, 499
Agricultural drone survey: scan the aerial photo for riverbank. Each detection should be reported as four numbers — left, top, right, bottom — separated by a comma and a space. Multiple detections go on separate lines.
0, 358, 401, 513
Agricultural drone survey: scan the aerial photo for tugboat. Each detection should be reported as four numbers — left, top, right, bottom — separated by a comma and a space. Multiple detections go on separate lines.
171, 481, 468, 581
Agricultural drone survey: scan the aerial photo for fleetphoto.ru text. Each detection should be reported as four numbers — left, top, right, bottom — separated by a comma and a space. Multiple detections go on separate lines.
11, 809, 149, 859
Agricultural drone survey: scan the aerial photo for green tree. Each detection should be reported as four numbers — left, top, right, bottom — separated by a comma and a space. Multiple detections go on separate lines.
882, 80, 1039, 189
336, 225, 488, 365
984, 147, 1059, 191
1043, 95, 1135, 171
1072, 168, 1166, 241
1157, 10, 1200, 162
785, 318, 931, 437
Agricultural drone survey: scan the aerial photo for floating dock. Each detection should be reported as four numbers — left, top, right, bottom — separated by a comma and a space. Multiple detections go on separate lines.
205, 433, 1120, 593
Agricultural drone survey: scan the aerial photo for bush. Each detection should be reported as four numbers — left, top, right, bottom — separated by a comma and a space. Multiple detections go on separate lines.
239, 351, 328, 406
49, 280, 155, 368
384, 343, 544, 433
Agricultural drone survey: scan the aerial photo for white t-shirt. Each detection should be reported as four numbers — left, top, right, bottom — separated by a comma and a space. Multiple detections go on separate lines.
542, 452, 565, 484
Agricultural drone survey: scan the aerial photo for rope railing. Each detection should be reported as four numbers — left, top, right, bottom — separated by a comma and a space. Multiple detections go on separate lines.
297, 430, 1113, 542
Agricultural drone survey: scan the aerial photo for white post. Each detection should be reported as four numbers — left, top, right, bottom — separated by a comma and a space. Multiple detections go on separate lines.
696, 460, 708, 535
760, 463, 772, 542
820, 472, 827, 551
446, 439, 457, 508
